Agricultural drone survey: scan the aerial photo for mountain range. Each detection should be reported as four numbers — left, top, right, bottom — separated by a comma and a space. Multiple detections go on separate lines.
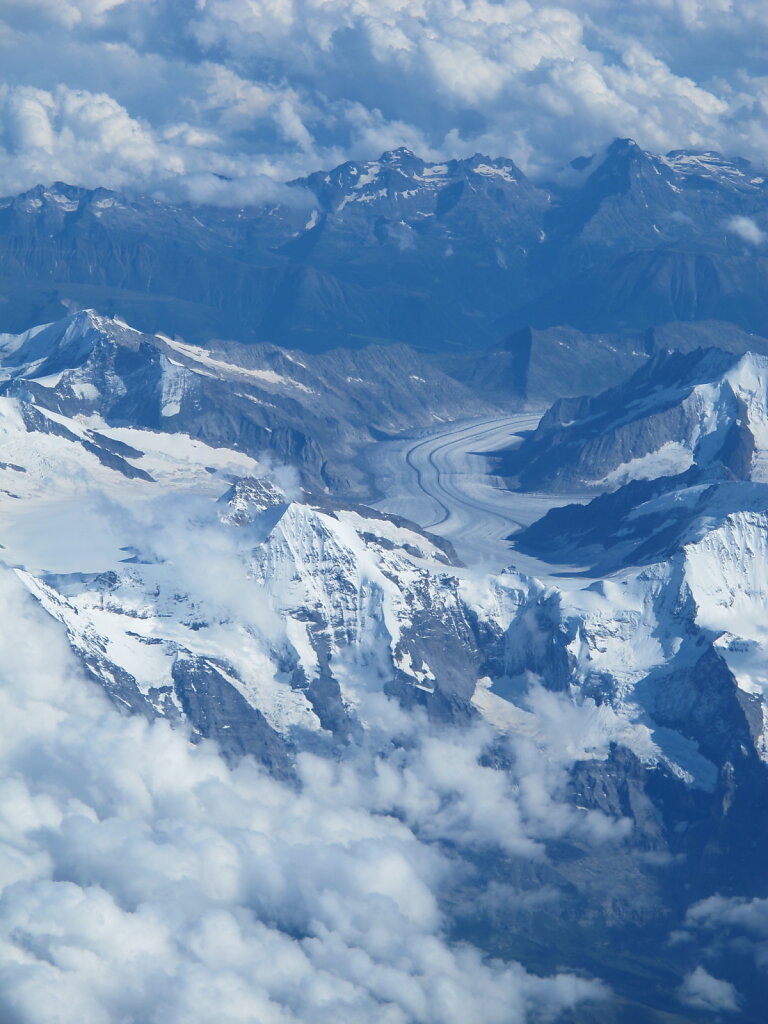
2, 135, 768, 1024
1, 139, 766, 361
2, 306, 768, 1021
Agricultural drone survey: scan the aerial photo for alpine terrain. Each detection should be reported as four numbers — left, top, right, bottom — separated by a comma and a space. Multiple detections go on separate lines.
1, 140, 767, 1024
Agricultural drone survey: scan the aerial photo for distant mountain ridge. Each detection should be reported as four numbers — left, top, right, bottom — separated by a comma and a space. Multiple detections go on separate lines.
1, 139, 766, 358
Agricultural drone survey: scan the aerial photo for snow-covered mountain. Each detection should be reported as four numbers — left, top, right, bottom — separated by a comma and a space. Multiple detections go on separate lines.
501, 346, 768, 493
0, 314, 496, 759
504, 348, 768, 818
0, 309, 497, 492
3, 309, 768, 1020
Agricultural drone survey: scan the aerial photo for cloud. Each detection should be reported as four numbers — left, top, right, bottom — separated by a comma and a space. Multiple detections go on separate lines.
0, 0, 141, 30
684, 894, 768, 971
678, 967, 740, 1013
726, 215, 766, 245
0, 566, 610, 1023
0, 83, 302, 204
1, 0, 767, 200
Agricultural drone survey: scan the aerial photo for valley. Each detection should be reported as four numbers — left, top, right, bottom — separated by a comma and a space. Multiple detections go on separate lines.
367, 413, 587, 571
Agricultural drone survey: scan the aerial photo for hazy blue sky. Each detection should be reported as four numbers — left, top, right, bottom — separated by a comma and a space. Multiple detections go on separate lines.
0, 0, 766, 201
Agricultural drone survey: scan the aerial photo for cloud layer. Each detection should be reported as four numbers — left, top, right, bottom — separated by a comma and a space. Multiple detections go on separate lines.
0, 0, 767, 201
0, 566, 614, 1023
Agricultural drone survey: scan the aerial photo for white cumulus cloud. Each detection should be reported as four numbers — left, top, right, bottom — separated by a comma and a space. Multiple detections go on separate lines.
0, 566, 610, 1024
726, 215, 766, 245
0, 83, 301, 204
678, 967, 740, 1013
684, 894, 768, 972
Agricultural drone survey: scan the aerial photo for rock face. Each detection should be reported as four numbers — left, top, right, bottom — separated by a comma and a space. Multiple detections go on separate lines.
436, 325, 651, 405
0, 139, 766, 355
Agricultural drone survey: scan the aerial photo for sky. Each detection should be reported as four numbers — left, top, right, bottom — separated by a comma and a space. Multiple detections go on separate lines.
0, 0, 766, 203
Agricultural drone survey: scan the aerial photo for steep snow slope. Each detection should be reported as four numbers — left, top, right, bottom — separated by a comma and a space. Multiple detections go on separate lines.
0, 386, 489, 767
498, 348, 768, 769
0, 309, 498, 493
